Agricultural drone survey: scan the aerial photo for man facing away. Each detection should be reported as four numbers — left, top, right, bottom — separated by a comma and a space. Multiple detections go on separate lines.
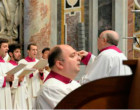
0, 38, 14, 109
7, 44, 28, 109
37, 44, 81, 109
18, 43, 44, 109
79, 30, 132, 84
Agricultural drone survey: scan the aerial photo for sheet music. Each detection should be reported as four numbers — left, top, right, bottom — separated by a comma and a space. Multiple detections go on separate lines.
33, 59, 47, 70
18, 69, 35, 78
6, 63, 26, 75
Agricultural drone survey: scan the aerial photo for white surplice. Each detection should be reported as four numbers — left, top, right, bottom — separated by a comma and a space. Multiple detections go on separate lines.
40, 58, 50, 81
0, 57, 12, 109
36, 71, 81, 109
7, 60, 28, 109
80, 46, 132, 84
18, 56, 43, 109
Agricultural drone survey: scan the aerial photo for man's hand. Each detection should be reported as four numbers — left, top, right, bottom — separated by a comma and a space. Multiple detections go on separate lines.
19, 75, 25, 82
78, 50, 88, 59
6, 74, 14, 82
39, 68, 44, 74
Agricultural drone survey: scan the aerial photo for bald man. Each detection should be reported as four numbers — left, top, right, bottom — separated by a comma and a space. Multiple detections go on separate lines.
79, 30, 132, 84
36, 45, 81, 109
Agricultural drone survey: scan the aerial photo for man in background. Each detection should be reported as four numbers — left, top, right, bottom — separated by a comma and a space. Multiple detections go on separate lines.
0, 38, 13, 109
41, 47, 50, 79
42, 47, 50, 60
19, 43, 44, 109
8, 44, 28, 109
79, 30, 132, 84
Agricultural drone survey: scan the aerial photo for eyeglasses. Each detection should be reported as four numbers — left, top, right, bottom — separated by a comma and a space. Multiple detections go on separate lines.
58, 58, 65, 62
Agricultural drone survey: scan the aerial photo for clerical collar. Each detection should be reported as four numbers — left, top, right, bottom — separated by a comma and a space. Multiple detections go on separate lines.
44, 71, 72, 84
0, 56, 5, 63
25, 56, 36, 62
100, 45, 122, 53
9, 60, 18, 66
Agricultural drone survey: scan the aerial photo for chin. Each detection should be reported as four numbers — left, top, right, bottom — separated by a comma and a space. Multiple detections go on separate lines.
76, 69, 80, 72
3, 54, 6, 58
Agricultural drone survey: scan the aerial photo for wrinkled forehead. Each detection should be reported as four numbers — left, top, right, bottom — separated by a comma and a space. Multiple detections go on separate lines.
60, 45, 76, 55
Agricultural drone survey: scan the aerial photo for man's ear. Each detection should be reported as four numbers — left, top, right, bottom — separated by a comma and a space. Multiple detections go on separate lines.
103, 37, 107, 43
55, 60, 64, 70
27, 50, 29, 54
8, 52, 13, 57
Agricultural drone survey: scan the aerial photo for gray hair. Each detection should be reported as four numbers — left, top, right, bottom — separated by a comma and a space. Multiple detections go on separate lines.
103, 33, 119, 46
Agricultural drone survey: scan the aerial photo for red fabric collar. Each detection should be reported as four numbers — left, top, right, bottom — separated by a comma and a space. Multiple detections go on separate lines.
25, 56, 36, 62
44, 71, 72, 84
100, 45, 122, 53
0, 56, 5, 63
9, 60, 18, 66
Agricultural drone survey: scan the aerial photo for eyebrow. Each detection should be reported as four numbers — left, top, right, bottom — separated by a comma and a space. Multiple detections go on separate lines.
70, 51, 77, 56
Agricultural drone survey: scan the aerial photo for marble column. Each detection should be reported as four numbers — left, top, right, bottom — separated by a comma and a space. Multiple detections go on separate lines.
24, 0, 51, 58
89, 0, 98, 55
128, 0, 134, 59
113, 0, 128, 55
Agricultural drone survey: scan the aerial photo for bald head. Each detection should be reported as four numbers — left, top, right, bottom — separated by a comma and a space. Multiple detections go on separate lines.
48, 44, 81, 79
100, 30, 120, 46
48, 45, 72, 68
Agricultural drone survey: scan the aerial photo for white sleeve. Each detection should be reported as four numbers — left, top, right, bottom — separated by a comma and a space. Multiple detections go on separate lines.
0, 76, 5, 88
11, 76, 19, 88
80, 54, 113, 84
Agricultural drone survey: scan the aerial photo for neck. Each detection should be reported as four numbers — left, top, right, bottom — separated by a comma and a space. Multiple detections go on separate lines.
0, 55, 3, 59
0, 56, 3, 59
52, 69, 75, 80
44, 71, 72, 84
9, 59, 18, 65
0, 54, 4, 58
100, 44, 112, 51
11, 58, 18, 63
0, 56, 5, 62
25, 56, 36, 62
28, 55, 34, 59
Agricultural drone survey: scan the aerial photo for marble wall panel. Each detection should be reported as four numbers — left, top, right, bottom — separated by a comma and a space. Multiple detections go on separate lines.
24, 0, 51, 59
128, 0, 134, 59
133, 0, 140, 58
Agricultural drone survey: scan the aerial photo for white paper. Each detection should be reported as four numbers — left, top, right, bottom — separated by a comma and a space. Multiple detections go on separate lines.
18, 68, 36, 78
6, 63, 26, 75
33, 59, 47, 70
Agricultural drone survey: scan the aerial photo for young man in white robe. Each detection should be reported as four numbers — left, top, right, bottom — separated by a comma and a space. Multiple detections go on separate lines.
79, 30, 132, 84
7, 44, 28, 109
36, 45, 81, 109
41, 47, 50, 80
0, 38, 14, 109
18, 43, 44, 109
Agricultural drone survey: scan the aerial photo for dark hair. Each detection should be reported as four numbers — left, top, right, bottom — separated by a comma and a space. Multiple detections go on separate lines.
8, 44, 21, 53
27, 43, 37, 50
48, 46, 63, 68
105, 33, 119, 46
0, 38, 8, 47
42, 47, 50, 54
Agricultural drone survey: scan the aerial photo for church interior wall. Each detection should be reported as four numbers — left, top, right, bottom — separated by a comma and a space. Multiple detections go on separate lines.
1, 0, 140, 60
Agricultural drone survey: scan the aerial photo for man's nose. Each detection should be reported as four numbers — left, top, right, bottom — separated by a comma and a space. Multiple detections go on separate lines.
77, 55, 81, 61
